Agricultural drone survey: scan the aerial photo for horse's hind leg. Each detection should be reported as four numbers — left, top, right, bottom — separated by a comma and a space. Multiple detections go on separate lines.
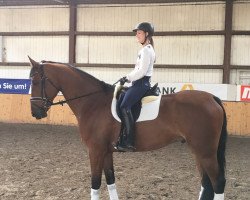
199, 173, 215, 200
196, 160, 214, 200
104, 153, 119, 200
199, 155, 225, 200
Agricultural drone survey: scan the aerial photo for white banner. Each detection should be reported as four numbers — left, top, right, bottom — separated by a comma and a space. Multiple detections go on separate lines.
156, 83, 237, 101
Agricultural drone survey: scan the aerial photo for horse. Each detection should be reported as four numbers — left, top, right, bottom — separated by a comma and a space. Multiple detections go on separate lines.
28, 57, 227, 200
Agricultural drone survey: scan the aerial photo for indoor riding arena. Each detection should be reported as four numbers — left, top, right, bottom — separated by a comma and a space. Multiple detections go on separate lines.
0, 0, 249, 200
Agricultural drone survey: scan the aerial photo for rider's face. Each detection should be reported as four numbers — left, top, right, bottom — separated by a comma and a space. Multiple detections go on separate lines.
135, 30, 147, 44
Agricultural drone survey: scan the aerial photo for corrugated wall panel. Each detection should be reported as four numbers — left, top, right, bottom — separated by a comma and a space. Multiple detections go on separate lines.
0, 6, 69, 32
233, 1, 250, 30
230, 69, 250, 89
0, 66, 30, 79
229, 70, 250, 85
3, 36, 69, 62
76, 35, 224, 65
76, 36, 89, 63
0, 64, 222, 85
238, 71, 250, 85
230, 69, 250, 85
77, 3, 225, 32
76, 36, 139, 64
230, 69, 238, 84
231, 36, 250, 65
153, 68, 223, 83
77, 67, 223, 84
234, 0, 250, 83
156, 35, 224, 65
0, 36, 2, 62
0, 3, 227, 85
78, 67, 131, 84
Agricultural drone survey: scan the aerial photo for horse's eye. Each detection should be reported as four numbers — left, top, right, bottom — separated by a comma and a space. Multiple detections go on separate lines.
31, 79, 40, 86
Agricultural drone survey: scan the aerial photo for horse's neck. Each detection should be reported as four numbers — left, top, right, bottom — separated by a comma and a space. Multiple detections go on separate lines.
55, 66, 109, 117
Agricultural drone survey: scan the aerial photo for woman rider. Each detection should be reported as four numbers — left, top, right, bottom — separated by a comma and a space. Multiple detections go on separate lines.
116, 22, 156, 152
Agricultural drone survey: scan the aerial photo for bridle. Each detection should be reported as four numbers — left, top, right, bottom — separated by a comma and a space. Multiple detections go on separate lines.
30, 64, 58, 111
30, 63, 102, 111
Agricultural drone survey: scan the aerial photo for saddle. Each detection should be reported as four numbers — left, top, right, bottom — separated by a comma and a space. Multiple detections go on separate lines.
114, 83, 161, 122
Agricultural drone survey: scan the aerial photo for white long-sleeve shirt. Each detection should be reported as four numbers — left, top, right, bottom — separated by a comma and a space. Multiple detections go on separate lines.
126, 44, 155, 82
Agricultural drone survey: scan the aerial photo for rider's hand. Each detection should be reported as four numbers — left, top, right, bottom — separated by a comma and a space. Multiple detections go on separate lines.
119, 77, 128, 85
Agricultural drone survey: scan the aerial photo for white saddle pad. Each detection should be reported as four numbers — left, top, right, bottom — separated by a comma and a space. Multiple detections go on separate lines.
111, 85, 162, 122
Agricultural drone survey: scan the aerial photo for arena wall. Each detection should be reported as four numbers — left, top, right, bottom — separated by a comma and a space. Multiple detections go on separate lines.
0, 1, 249, 136
77, 3, 225, 32
0, 64, 224, 84
76, 3, 226, 84
0, 94, 249, 136
0, 6, 69, 32
1, 2, 249, 85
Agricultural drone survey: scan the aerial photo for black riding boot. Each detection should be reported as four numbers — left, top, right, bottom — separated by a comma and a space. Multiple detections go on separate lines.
116, 108, 136, 152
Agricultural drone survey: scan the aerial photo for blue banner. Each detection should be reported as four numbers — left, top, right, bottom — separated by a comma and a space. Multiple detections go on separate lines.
0, 79, 31, 94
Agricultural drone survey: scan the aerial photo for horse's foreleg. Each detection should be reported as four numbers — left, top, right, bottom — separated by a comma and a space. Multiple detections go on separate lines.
104, 153, 119, 200
89, 149, 105, 200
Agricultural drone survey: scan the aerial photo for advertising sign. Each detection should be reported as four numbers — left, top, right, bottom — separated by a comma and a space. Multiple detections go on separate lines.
239, 85, 250, 102
0, 79, 31, 94
157, 83, 234, 101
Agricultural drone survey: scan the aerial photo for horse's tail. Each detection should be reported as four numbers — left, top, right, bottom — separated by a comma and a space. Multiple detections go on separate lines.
213, 96, 228, 175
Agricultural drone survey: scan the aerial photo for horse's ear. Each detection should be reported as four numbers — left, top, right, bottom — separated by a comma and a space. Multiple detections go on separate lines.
28, 56, 38, 68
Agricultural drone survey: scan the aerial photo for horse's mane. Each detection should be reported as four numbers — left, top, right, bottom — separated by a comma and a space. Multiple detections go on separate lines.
42, 61, 114, 92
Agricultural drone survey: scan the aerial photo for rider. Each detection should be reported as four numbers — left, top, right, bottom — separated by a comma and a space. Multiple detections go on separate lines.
116, 22, 156, 152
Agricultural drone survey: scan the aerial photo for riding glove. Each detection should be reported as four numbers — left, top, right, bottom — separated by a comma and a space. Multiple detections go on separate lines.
120, 77, 128, 85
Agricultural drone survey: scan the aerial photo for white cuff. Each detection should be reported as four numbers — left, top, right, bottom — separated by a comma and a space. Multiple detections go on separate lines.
91, 188, 99, 200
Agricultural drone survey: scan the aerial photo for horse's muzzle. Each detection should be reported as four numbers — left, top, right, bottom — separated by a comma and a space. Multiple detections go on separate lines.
32, 109, 47, 119
31, 104, 48, 119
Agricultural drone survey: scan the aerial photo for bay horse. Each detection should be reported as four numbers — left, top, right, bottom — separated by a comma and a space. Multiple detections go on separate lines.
28, 57, 227, 200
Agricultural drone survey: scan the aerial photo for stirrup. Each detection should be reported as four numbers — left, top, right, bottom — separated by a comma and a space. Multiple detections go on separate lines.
114, 143, 136, 152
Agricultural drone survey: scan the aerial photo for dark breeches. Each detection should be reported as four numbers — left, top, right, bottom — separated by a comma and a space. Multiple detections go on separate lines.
120, 76, 150, 110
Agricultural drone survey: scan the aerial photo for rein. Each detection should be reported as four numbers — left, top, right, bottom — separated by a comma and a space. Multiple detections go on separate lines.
50, 90, 102, 106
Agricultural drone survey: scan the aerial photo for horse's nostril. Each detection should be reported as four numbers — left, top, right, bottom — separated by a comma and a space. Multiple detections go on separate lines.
31, 110, 47, 120
31, 111, 40, 118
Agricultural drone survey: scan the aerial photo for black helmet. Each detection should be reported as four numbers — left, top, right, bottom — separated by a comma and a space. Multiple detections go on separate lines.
133, 22, 154, 37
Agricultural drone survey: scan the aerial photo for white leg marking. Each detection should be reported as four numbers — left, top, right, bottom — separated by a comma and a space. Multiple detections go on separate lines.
214, 193, 224, 200
91, 188, 100, 200
107, 183, 119, 200
198, 186, 204, 200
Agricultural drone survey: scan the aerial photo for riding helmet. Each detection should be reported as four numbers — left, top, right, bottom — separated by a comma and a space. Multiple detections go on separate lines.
133, 22, 154, 37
